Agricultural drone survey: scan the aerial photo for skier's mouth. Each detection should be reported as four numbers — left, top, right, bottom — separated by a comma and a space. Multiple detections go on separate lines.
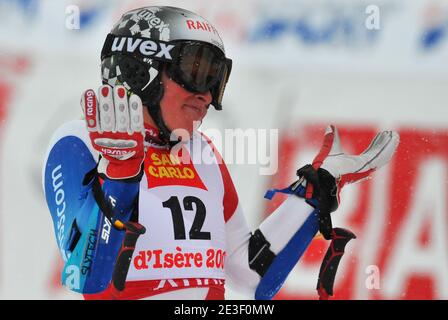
183, 104, 206, 120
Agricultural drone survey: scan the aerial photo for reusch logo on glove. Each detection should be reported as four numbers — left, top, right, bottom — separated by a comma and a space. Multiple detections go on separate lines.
109, 36, 175, 61
100, 148, 133, 157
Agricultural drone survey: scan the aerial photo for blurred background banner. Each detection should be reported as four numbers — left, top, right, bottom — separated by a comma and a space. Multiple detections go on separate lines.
0, 0, 447, 299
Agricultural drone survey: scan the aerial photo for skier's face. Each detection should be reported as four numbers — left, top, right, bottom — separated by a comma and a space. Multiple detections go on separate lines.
159, 70, 212, 136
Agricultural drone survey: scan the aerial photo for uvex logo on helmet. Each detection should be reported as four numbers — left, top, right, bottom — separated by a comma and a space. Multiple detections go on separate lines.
111, 36, 174, 60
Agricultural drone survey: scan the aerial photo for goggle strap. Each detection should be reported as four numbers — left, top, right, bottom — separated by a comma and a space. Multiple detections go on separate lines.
216, 66, 229, 106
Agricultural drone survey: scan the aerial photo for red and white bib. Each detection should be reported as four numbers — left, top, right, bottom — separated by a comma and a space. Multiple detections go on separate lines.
127, 132, 227, 281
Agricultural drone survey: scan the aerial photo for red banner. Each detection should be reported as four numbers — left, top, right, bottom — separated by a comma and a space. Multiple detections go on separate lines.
0, 83, 12, 128
266, 123, 448, 300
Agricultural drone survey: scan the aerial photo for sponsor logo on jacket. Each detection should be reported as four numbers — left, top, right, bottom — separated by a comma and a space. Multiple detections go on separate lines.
144, 147, 207, 190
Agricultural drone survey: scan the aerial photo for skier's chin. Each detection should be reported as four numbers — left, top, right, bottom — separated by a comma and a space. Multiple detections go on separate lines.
169, 123, 199, 142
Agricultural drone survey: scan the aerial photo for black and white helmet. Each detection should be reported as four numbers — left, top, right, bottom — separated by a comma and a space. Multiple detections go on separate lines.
101, 6, 232, 139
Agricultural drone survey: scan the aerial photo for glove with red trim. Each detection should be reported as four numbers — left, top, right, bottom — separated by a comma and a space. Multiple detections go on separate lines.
294, 125, 400, 237
294, 125, 399, 299
318, 125, 399, 200
81, 85, 146, 180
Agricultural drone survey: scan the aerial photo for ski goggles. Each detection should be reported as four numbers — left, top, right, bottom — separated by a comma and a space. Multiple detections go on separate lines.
166, 41, 232, 110
101, 34, 232, 110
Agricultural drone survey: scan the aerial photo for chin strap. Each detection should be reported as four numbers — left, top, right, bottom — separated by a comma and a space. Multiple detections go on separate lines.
146, 102, 184, 149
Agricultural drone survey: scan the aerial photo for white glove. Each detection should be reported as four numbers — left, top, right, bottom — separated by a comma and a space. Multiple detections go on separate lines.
317, 125, 400, 199
294, 125, 399, 239
81, 85, 146, 180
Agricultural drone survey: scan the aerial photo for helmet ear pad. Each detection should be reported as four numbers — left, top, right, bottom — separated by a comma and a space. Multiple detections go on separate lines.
118, 56, 151, 91
119, 56, 164, 108
121, 59, 172, 141
101, 54, 172, 140
101, 54, 164, 108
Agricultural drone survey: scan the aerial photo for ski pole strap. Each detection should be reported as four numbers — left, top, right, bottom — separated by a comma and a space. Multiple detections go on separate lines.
264, 187, 296, 200
264, 183, 320, 208
317, 227, 356, 300
85, 168, 138, 232
264, 176, 333, 240
83, 167, 115, 221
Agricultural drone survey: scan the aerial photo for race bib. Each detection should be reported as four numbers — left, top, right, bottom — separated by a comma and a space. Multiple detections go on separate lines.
127, 135, 227, 281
